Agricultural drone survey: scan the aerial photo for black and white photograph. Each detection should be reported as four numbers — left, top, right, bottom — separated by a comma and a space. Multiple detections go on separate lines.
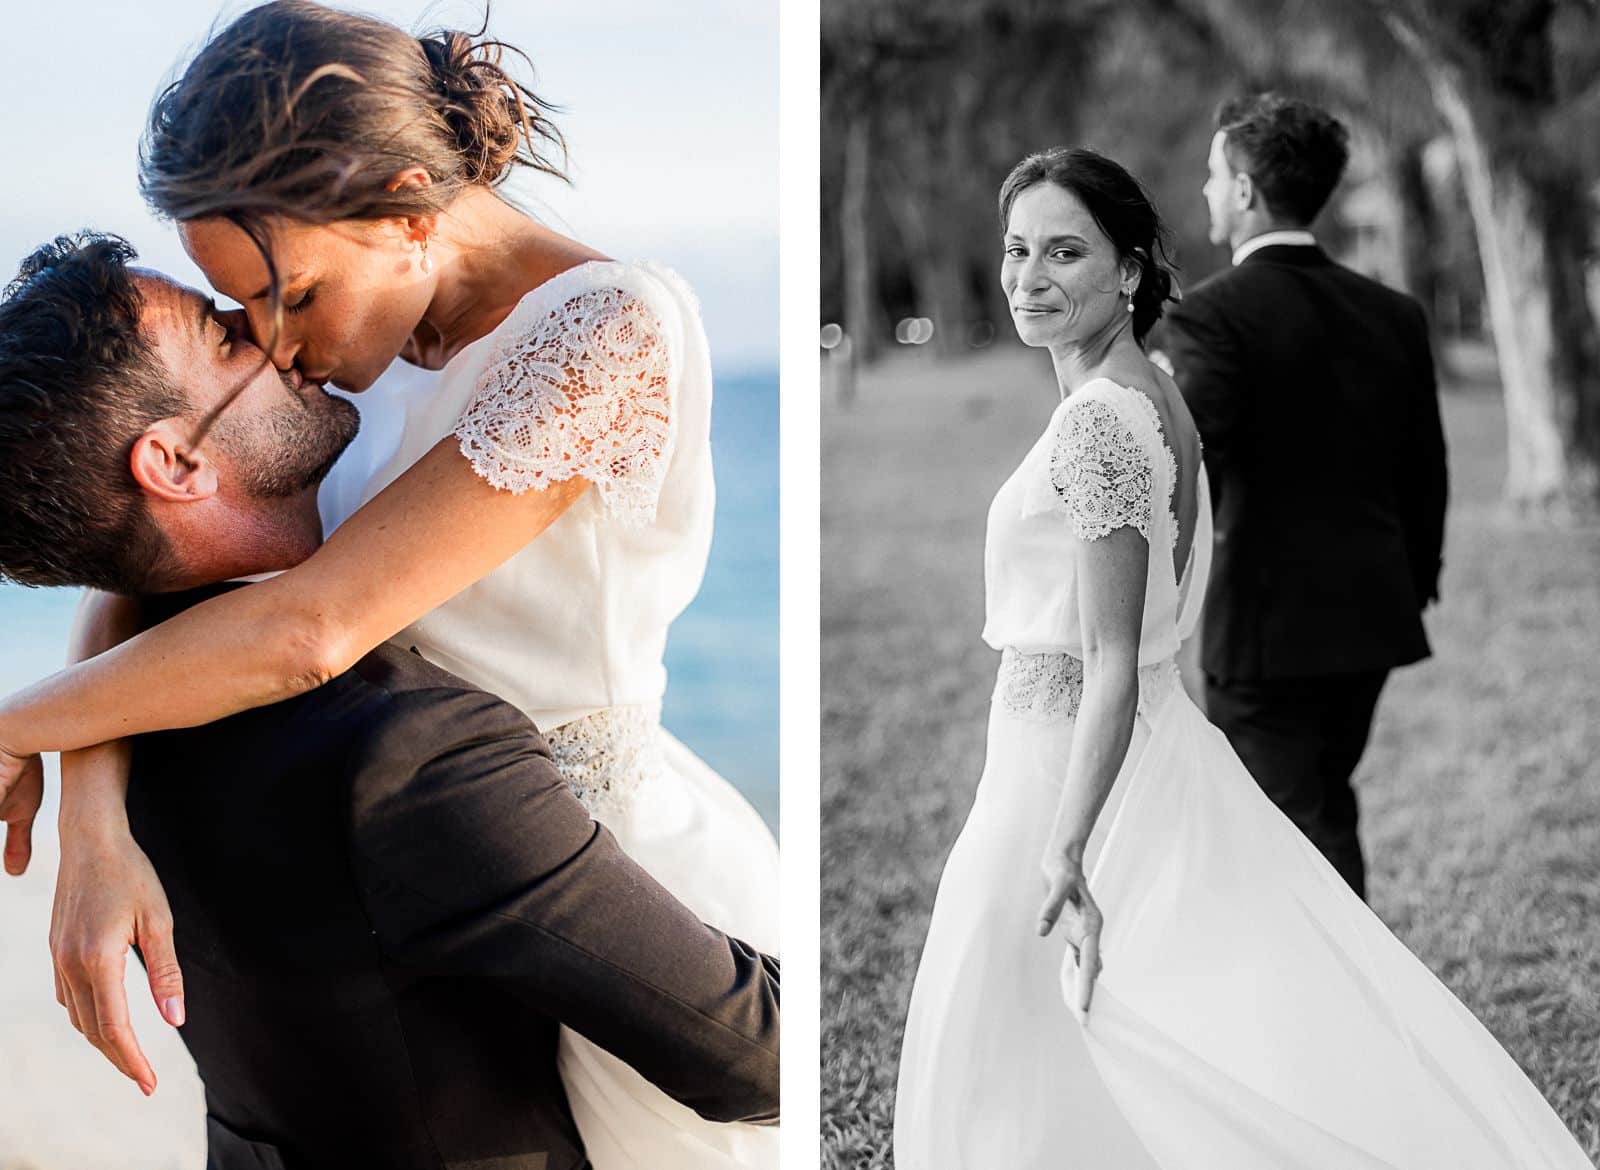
823, 2, 1600, 1166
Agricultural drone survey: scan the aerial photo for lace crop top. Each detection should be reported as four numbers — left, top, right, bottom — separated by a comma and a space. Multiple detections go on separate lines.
980, 378, 1211, 665
318, 260, 715, 738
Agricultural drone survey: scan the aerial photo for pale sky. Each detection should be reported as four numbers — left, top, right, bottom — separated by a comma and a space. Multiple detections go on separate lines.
0, 0, 777, 370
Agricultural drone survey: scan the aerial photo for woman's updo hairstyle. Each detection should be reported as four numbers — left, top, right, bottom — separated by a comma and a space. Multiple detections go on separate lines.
142, 0, 564, 223
420, 26, 556, 188
998, 147, 1179, 345
139, 0, 564, 324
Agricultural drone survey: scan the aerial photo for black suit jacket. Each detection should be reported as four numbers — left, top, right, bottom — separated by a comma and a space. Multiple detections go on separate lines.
1158, 244, 1448, 682
126, 586, 779, 1170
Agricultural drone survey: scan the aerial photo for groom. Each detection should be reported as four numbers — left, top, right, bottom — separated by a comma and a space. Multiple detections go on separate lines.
0, 233, 779, 1169
1160, 94, 1448, 899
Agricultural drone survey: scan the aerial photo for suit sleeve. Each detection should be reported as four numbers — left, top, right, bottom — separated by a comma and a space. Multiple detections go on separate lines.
1399, 300, 1448, 606
1161, 291, 1248, 481
347, 686, 779, 1124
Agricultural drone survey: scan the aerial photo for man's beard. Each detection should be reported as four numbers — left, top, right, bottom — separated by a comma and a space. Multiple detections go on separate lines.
215, 379, 361, 500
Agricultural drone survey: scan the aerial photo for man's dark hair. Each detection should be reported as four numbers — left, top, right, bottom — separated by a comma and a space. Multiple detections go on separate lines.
0, 232, 185, 592
1216, 92, 1350, 225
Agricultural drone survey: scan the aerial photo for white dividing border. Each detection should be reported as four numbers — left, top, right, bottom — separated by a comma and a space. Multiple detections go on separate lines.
778, 0, 822, 1163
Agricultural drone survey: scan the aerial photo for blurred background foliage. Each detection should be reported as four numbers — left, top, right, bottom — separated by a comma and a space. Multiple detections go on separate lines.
822, 0, 1600, 518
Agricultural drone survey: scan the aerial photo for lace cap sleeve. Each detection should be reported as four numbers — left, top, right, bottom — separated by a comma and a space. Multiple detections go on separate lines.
1049, 393, 1153, 541
453, 273, 680, 526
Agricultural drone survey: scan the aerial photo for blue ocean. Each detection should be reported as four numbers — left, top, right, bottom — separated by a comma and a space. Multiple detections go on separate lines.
0, 369, 779, 830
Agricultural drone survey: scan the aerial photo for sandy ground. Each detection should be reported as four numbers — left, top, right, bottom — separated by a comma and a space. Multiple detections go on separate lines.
0, 767, 205, 1170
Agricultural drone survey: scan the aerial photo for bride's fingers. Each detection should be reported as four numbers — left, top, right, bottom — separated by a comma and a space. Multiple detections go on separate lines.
88, 962, 154, 1095
1037, 872, 1074, 936
60, 964, 87, 1037
1076, 930, 1101, 1017
0, 756, 24, 806
138, 914, 186, 1030
3, 812, 34, 876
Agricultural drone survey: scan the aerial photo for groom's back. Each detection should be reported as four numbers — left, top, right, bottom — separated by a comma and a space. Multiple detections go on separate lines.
1160, 246, 1448, 681
128, 630, 587, 1169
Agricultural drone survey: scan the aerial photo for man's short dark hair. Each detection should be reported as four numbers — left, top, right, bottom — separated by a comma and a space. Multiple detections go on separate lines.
0, 232, 185, 592
1216, 93, 1350, 225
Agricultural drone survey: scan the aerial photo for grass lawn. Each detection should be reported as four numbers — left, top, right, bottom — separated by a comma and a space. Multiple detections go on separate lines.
820, 342, 1600, 1166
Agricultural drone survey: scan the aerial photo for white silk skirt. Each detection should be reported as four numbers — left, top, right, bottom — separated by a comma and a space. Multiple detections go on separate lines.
895, 665, 1590, 1169
556, 726, 780, 1170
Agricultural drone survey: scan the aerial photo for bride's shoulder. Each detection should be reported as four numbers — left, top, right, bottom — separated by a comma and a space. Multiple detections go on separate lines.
1047, 380, 1159, 494
449, 258, 689, 522
480, 259, 696, 376
1065, 375, 1173, 436
1056, 377, 1148, 431
1036, 385, 1157, 541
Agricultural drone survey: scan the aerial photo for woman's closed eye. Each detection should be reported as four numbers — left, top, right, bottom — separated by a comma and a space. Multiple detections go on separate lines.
284, 287, 317, 315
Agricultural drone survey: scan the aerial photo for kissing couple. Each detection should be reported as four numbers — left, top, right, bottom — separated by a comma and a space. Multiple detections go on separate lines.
0, 2, 780, 1168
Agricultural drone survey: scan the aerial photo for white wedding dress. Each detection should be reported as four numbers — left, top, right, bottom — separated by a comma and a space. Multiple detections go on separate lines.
894, 377, 1590, 1169
319, 259, 779, 1170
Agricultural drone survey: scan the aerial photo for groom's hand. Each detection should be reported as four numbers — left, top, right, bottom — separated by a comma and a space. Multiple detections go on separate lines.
50, 828, 185, 1096
0, 752, 42, 875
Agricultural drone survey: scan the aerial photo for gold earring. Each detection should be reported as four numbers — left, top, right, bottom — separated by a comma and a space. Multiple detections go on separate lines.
420, 236, 433, 275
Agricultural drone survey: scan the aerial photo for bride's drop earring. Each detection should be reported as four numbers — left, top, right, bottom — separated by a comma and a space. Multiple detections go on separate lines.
420, 236, 433, 276
1125, 291, 1136, 313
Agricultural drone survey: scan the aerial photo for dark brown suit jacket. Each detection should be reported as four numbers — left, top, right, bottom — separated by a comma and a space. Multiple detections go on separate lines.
127, 585, 779, 1170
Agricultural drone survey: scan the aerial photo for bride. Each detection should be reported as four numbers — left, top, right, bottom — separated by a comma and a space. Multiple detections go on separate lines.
893, 145, 1590, 1168
0, 3, 776, 1167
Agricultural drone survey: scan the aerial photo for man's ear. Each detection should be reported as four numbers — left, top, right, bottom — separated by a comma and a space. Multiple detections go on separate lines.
129, 421, 219, 503
1236, 170, 1257, 213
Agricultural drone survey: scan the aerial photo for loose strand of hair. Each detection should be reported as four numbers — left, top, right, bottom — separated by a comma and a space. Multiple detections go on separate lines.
180, 216, 284, 461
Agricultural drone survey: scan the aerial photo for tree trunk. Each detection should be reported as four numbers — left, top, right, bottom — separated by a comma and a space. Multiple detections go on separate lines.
1391, 139, 1438, 311
1387, 16, 1600, 516
1387, 137, 1449, 372
902, 203, 967, 360
841, 110, 879, 365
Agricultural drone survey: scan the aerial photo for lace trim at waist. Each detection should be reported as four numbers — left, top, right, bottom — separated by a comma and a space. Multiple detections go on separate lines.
992, 649, 1181, 723
543, 703, 663, 820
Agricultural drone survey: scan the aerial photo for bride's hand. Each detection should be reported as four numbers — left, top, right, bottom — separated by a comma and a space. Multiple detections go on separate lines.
1038, 847, 1103, 1019
0, 750, 43, 875
51, 825, 185, 1095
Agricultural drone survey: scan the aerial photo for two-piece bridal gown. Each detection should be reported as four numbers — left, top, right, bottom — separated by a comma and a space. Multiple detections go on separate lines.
893, 376, 1590, 1169
318, 259, 779, 1170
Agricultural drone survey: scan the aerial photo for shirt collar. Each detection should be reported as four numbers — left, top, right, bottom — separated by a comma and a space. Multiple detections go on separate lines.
1232, 229, 1318, 266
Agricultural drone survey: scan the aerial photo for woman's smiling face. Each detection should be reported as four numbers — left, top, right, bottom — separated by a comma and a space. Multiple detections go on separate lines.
1001, 182, 1131, 350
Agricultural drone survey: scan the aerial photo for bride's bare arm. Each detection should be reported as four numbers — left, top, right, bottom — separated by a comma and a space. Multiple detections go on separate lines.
0, 439, 588, 764
59, 590, 140, 815
1046, 528, 1149, 858
43, 591, 186, 1093
1036, 525, 1148, 1016
0, 591, 139, 876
